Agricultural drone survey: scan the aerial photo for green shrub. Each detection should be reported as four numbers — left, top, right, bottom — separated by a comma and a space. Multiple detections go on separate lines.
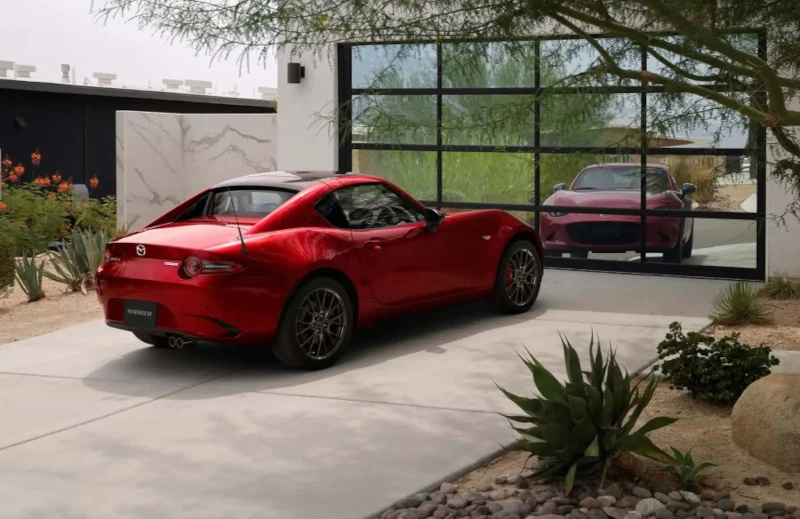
0, 234, 13, 299
656, 322, 780, 403
662, 447, 716, 489
499, 335, 676, 492
709, 281, 772, 325
73, 196, 117, 235
15, 253, 45, 302
760, 270, 800, 300
0, 185, 70, 254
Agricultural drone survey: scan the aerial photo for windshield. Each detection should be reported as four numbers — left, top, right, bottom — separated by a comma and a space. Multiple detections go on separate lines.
210, 188, 295, 217
571, 166, 672, 192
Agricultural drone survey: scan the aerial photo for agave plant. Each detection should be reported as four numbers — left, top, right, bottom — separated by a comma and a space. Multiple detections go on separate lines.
44, 243, 84, 293
15, 252, 45, 302
662, 447, 716, 489
498, 335, 676, 492
43, 229, 108, 294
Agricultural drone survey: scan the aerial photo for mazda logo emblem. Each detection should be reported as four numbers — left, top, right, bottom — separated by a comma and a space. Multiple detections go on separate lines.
136, 244, 146, 256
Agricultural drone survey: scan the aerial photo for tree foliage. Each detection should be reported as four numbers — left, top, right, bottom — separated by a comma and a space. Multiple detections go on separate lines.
93, 0, 800, 216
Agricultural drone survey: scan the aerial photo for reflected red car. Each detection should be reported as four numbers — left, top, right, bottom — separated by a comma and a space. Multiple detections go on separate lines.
539, 163, 696, 263
96, 171, 544, 369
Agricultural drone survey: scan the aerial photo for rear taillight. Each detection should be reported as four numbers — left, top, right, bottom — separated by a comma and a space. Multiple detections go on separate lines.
182, 255, 242, 277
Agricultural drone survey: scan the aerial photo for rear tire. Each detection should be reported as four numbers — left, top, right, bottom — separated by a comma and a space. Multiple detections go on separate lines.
488, 240, 543, 315
273, 277, 355, 370
133, 332, 170, 349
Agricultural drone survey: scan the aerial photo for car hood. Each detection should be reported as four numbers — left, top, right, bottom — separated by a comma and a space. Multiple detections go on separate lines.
547, 189, 666, 208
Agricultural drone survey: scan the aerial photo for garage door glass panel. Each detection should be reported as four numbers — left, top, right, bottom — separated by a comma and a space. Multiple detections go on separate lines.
645, 34, 758, 86
352, 95, 436, 145
352, 44, 437, 89
352, 150, 437, 201
441, 152, 535, 204
635, 216, 757, 269
442, 95, 538, 146
644, 153, 760, 214
538, 214, 643, 263
442, 41, 537, 88
540, 38, 641, 87
646, 93, 756, 149
540, 93, 641, 148
540, 154, 647, 211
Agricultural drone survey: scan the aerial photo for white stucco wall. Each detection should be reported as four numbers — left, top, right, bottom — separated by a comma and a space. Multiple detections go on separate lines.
765, 95, 800, 277
276, 47, 339, 171
276, 44, 800, 279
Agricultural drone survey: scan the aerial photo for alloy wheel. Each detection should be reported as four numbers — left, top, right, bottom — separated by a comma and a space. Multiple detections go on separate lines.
295, 288, 348, 360
504, 248, 539, 307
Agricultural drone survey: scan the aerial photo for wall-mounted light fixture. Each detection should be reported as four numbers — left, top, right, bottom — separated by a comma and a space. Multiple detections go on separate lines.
287, 62, 305, 84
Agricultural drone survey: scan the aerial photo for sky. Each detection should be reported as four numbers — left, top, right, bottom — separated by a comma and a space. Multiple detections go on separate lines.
0, 0, 278, 97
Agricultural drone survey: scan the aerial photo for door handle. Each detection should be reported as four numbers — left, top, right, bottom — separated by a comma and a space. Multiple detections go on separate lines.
365, 239, 386, 250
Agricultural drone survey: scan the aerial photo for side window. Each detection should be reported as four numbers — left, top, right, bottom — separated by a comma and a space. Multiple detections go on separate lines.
331, 183, 425, 230
315, 194, 349, 229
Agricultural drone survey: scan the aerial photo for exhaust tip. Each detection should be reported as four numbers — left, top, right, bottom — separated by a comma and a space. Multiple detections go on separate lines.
168, 336, 176, 348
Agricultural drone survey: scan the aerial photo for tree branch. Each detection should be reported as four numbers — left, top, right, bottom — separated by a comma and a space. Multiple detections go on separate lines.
552, 13, 772, 124
633, 0, 788, 118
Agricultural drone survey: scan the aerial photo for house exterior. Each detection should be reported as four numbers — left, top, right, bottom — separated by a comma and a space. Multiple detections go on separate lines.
0, 79, 275, 200
276, 38, 800, 280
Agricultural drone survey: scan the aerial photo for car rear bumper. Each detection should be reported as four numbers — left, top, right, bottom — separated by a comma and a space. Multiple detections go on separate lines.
540, 213, 681, 253
96, 268, 283, 344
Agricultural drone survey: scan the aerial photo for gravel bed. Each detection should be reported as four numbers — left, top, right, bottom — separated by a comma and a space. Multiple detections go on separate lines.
377, 476, 799, 519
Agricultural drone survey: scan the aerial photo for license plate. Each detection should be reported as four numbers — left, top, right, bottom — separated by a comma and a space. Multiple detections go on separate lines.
123, 300, 158, 328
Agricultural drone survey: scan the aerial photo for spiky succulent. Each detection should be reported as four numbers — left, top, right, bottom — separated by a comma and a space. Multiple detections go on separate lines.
498, 334, 676, 492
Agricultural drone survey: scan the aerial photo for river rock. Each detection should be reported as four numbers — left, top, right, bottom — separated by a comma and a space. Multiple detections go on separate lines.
636, 499, 666, 517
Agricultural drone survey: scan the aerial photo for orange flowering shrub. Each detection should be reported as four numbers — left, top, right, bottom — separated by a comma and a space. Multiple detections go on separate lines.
0, 147, 116, 254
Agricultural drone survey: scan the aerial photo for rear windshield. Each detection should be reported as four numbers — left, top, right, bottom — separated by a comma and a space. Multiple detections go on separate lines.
209, 188, 295, 217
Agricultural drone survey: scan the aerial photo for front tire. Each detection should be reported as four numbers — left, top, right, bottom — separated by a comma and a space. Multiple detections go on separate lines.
488, 240, 543, 314
663, 222, 684, 264
133, 332, 170, 349
273, 277, 354, 370
682, 221, 694, 259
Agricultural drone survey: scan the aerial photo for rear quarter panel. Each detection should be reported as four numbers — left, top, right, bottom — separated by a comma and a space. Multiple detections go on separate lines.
445, 210, 542, 291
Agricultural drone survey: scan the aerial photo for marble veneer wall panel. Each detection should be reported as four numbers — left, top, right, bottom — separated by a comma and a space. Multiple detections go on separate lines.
116, 111, 278, 232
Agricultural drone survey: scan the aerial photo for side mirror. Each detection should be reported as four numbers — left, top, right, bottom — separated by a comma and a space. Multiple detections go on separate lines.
423, 207, 445, 232
553, 183, 566, 193
681, 182, 697, 196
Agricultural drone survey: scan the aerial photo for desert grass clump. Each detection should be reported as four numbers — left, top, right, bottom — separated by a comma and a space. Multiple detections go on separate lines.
709, 281, 772, 325
760, 270, 800, 300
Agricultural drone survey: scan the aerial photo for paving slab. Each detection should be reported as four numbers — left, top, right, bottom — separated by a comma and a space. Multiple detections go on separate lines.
0, 388, 509, 519
0, 270, 728, 519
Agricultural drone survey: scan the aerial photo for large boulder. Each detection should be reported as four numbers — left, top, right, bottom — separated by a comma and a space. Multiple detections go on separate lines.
731, 373, 800, 472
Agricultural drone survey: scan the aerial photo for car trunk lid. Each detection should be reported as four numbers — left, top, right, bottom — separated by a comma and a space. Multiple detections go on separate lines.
109, 223, 243, 260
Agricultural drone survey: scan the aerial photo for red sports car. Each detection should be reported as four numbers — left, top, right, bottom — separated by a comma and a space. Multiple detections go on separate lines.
539, 163, 697, 263
96, 171, 544, 369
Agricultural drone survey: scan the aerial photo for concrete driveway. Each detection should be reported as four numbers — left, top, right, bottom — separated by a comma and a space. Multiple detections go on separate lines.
0, 270, 726, 519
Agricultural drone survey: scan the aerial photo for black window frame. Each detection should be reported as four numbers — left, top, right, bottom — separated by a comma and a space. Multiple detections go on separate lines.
337, 32, 768, 281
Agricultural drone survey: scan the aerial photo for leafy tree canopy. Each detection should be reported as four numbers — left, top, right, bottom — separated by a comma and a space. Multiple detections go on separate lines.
94, 0, 800, 218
